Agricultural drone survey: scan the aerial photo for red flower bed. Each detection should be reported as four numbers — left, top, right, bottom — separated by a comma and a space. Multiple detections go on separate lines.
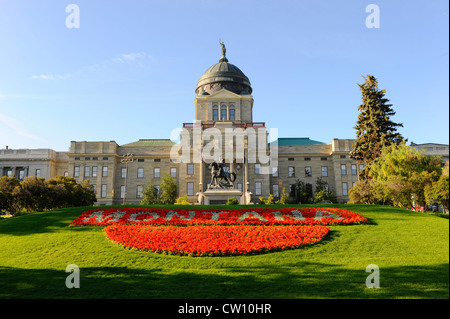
104, 224, 330, 257
71, 207, 367, 226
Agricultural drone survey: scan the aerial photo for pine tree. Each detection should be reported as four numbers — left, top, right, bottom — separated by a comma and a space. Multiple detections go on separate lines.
350, 75, 405, 176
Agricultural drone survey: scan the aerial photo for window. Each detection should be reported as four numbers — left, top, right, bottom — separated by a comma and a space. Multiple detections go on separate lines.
187, 164, 194, 175
101, 184, 107, 198
5, 170, 12, 178
321, 166, 328, 177
85, 166, 90, 177
237, 183, 243, 192
341, 164, 347, 175
154, 167, 161, 178
102, 166, 108, 177
288, 158, 295, 161
321, 157, 328, 161
36, 169, 41, 178
305, 166, 312, 177
74, 166, 80, 177
137, 159, 145, 162
213, 105, 218, 121
92, 166, 98, 177
288, 166, 295, 177
74, 157, 80, 161
255, 164, 261, 174
351, 164, 357, 175
229, 105, 235, 121
305, 157, 311, 161
359, 164, 364, 172
170, 167, 177, 178
255, 182, 262, 196
85, 157, 91, 161
155, 185, 160, 194
92, 157, 98, 161
103, 157, 108, 161
272, 167, 278, 177
340, 155, 346, 159
273, 185, 279, 197
120, 185, 125, 199
64, 171, 69, 177
18, 170, 24, 180
137, 168, 144, 178
221, 105, 227, 120
187, 182, 194, 196
154, 159, 161, 162
137, 185, 143, 199
342, 182, 348, 196
92, 184, 97, 195
121, 168, 127, 178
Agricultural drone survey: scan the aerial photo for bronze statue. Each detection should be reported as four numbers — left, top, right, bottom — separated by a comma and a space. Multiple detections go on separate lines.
210, 159, 236, 188
219, 39, 226, 58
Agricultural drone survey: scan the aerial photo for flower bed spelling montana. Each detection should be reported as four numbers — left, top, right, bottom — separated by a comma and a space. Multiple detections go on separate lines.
71, 207, 367, 256
71, 207, 367, 226
104, 224, 330, 257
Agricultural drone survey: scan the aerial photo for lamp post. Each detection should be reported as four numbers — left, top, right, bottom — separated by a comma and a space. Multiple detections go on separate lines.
121, 153, 135, 205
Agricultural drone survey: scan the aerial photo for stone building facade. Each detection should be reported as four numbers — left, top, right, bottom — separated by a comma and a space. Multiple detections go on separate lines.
0, 147, 68, 181
1, 46, 448, 205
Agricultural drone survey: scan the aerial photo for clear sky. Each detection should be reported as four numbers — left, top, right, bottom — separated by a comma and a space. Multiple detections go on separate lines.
0, 0, 448, 152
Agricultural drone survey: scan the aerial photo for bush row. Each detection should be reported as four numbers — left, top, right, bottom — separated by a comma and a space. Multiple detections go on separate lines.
0, 175, 96, 215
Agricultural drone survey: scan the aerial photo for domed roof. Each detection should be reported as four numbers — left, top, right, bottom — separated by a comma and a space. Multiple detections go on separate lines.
195, 43, 252, 95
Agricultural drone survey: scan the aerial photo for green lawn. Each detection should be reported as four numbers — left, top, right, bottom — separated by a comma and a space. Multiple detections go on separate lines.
0, 204, 448, 299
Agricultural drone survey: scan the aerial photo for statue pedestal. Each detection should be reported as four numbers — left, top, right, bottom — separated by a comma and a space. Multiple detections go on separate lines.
201, 189, 243, 205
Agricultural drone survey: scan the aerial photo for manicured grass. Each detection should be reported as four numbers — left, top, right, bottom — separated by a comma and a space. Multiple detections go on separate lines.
0, 204, 448, 299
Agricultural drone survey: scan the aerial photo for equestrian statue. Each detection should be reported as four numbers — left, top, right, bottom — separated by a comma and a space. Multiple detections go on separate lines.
210, 159, 236, 188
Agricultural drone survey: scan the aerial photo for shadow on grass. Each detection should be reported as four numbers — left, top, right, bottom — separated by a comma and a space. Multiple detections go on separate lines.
1, 262, 448, 299
0, 207, 89, 236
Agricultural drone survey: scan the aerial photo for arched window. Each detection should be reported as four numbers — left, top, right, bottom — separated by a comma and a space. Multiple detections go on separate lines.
213, 105, 218, 121
229, 105, 235, 121
221, 105, 227, 120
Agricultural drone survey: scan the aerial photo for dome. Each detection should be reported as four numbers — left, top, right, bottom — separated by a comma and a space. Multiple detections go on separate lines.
195, 43, 252, 95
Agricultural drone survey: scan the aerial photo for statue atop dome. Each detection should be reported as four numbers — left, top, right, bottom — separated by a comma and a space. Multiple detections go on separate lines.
220, 39, 226, 57
219, 39, 228, 62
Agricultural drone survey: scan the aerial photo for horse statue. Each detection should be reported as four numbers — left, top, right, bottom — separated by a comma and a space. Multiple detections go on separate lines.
210, 160, 236, 188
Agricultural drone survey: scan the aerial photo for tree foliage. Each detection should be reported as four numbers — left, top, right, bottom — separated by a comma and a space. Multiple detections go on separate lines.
140, 181, 160, 205
314, 178, 337, 203
141, 174, 177, 205
0, 176, 21, 214
425, 162, 449, 212
350, 75, 405, 179
0, 175, 96, 215
159, 174, 177, 205
349, 143, 442, 207
290, 179, 313, 204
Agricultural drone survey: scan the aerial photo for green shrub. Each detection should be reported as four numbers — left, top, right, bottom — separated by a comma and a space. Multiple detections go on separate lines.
275, 188, 289, 205
226, 197, 239, 205
174, 196, 190, 205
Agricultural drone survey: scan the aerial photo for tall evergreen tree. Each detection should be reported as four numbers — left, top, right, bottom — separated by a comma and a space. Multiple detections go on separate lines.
350, 75, 405, 176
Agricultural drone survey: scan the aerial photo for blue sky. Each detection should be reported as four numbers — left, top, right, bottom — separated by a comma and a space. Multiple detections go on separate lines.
0, 0, 448, 151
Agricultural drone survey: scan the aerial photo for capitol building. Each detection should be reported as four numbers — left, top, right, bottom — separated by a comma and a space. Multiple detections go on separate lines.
1, 45, 448, 205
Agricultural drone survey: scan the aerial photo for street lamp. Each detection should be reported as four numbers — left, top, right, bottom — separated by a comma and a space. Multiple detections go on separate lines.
121, 153, 135, 205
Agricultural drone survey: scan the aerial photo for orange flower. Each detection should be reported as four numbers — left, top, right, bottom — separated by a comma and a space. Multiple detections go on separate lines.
103, 224, 330, 256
